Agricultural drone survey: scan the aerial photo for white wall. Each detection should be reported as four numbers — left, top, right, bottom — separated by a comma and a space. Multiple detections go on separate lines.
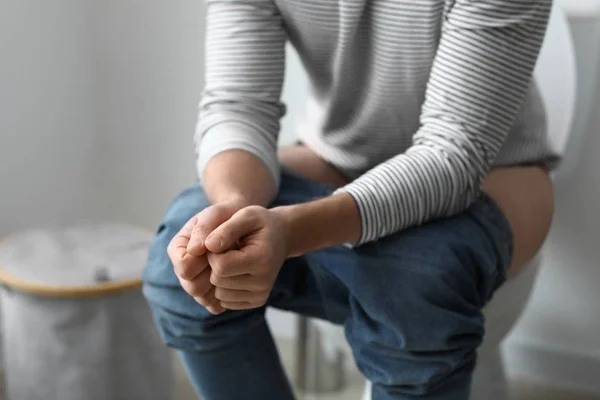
0, 0, 101, 236
90, 0, 204, 229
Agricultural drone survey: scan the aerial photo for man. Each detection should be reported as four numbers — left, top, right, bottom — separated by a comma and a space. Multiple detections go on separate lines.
143, 1, 556, 398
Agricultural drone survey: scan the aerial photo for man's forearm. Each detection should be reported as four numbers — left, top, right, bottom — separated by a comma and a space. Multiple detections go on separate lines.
273, 193, 362, 257
203, 150, 277, 207
204, 150, 361, 256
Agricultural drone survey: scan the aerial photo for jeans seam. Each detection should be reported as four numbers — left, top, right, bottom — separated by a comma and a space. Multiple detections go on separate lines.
306, 254, 349, 324
478, 193, 515, 265
468, 193, 514, 287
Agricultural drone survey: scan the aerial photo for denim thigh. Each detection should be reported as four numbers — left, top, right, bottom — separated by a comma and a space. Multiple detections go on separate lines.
304, 190, 513, 397
143, 166, 513, 398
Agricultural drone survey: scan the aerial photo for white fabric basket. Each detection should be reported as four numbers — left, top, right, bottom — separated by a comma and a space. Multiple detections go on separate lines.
0, 224, 173, 400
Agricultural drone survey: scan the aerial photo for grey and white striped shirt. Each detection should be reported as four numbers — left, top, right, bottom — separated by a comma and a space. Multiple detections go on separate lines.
196, 0, 557, 246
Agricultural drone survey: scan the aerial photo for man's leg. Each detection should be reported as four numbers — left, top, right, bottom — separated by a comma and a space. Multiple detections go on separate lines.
142, 183, 293, 400
306, 193, 513, 399
142, 170, 337, 400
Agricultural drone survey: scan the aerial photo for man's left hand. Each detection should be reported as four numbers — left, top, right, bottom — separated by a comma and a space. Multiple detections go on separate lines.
205, 206, 290, 310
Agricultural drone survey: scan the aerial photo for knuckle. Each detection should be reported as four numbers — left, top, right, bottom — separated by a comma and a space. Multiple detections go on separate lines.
210, 259, 228, 278
240, 205, 263, 219
214, 288, 226, 301
237, 207, 254, 219
211, 263, 226, 278
191, 222, 208, 236
177, 259, 196, 280
176, 267, 194, 281
248, 205, 264, 213
213, 204, 234, 220
213, 202, 230, 213
209, 273, 221, 286
195, 206, 221, 230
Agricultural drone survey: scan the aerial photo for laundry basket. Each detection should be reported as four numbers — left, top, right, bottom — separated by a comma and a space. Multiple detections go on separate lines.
0, 223, 173, 400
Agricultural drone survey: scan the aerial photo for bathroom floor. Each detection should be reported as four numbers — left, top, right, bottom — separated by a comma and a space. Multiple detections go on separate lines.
174, 339, 600, 400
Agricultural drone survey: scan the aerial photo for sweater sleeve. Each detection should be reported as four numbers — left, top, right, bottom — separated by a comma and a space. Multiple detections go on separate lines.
336, 0, 552, 246
195, 0, 287, 189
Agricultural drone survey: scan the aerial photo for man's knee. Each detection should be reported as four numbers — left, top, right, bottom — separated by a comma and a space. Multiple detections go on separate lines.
345, 268, 483, 395
142, 183, 209, 286
346, 247, 487, 353
344, 220, 498, 394
350, 211, 505, 332
144, 281, 264, 352
142, 183, 216, 350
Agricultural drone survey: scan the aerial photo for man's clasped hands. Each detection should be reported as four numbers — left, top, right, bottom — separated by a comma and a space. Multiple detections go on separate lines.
168, 199, 289, 315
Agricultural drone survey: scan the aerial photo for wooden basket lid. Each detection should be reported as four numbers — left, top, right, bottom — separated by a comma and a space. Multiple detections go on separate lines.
0, 223, 154, 297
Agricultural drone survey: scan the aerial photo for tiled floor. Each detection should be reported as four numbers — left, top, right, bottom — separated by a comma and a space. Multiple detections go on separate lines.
174, 339, 600, 400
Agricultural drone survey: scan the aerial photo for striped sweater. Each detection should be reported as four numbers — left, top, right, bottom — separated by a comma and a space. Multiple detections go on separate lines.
196, 0, 558, 246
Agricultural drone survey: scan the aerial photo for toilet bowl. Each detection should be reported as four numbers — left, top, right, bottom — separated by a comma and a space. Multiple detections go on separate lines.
288, 2, 577, 399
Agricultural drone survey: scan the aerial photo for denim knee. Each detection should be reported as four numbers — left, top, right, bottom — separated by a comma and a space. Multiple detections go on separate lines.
336, 204, 511, 397
142, 183, 209, 287
144, 280, 265, 352
345, 258, 484, 396
141, 182, 243, 351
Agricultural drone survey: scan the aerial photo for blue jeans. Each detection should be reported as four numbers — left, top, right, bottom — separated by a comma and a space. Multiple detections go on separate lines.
143, 167, 513, 400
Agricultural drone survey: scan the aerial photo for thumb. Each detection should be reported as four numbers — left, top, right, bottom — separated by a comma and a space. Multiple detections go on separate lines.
204, 208, 261, 253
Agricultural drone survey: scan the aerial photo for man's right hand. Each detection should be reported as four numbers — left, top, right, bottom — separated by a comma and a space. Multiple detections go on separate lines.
167, 199, 247, 314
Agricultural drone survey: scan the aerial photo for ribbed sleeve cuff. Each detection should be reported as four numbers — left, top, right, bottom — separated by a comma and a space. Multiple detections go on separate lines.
196, 122, 281, 190
333, 184, 381, 248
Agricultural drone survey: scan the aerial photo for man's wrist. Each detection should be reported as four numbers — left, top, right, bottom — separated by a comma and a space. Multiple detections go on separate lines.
271, 193, 361, 258
203, 150, 277, 208
270, 205, 299, 258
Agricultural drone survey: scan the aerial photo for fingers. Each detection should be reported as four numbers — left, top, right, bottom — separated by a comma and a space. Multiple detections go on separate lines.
169, 216, 212, 281
174, 252, 208, 280
187, 202, 242, 256
194, 286, 225, 315
207, 248, 263, 278
167, 215, 197, 269
178, 268, 224, 314
171, 201, 246, 280
219, 301, 256, 311
178, 267, 212, 298
171, 205, 273, 314
210, 273, 268, 291
204, 207, 262, 253
214, 287, 269, 304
